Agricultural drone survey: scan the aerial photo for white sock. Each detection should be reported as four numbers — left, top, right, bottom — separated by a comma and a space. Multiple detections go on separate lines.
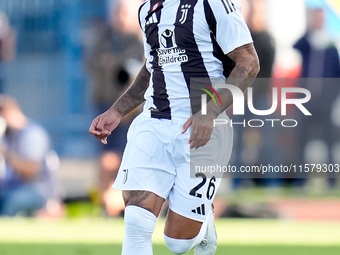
122, 205, 157, 255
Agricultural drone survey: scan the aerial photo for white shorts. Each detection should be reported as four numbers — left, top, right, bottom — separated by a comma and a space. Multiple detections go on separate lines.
113, 112, 233, 222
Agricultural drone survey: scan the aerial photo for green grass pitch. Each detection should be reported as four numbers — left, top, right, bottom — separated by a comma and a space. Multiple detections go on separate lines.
0, 218, 339, 255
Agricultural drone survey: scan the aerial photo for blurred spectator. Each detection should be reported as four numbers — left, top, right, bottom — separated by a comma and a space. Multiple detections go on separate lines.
0, 95, 59, 217
0, 12, 16, 93
232, 0, 278, 188
294, 8, 340, 78
87, 0, 144, 152
99, 151, 124, 217
294, 8, 340, 188
86, 0, 143, 216
247, 0, 276, 80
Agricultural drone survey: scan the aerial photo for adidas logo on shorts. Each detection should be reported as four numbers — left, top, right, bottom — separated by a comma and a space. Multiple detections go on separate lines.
191, 204, 205, 215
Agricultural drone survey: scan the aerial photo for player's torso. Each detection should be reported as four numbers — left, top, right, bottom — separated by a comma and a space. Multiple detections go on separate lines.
139, 0, 225, 120
141, 0, 215, 69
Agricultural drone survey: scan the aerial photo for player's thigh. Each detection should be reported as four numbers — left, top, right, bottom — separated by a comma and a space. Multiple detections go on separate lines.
165, 116, 232, 238
166, 171, 222, 236
164, 167, 222, 239
164, 172, 222, 238
123, 190, 165, 217
115, 114, 176, 217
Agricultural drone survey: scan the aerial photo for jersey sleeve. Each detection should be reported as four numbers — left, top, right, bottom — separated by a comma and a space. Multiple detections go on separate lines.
205, 0, 253, 55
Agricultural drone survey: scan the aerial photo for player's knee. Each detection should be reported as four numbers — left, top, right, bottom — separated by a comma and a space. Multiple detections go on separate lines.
123, 205, 156, 254
164, 235, 196, 255
124, 205, 156, 246
124, 205, 156, 236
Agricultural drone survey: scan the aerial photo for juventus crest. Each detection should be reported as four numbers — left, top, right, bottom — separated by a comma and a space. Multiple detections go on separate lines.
179, 4, 192, 24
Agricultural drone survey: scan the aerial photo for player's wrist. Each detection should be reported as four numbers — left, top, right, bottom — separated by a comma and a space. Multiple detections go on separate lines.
108, 106, 123, 119
207, 111, 218, 120
205, 105, 220, 119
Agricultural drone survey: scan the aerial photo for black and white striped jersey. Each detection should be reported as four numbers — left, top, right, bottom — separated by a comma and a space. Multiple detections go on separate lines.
139, 0, 252, 120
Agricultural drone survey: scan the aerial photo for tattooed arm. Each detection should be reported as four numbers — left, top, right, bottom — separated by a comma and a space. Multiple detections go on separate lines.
206, 43, 259, 117
89, 62, 150, 143
110, 62, 150, 116
183, 43, 259, 149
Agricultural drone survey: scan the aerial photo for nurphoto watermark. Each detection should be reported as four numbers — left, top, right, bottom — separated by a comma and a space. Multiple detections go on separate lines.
190, 78, 340, 179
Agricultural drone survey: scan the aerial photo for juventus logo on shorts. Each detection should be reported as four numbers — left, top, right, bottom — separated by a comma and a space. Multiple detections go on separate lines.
123, 169, 128, 184
179, 4, 191, 24
191, 204, 206, 215
221, 0, 236, 14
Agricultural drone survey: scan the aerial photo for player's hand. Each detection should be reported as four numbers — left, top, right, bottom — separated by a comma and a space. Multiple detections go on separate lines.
89, 109, 122, 144
182, 112, 216, 149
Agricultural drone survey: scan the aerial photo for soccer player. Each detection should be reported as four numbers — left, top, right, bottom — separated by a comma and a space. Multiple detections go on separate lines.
89, 0, 259, 254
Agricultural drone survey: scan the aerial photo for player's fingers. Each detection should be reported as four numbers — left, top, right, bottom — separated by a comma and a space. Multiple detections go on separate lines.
190, 131, 203, 149
193, 134, 207, 149
89, 124, 95, 132
192, 128, 212, 149
90, 129, 111, 137
89, 118, 100, 134
201, 130, 213, 148
101, 137, 108, 144
197, 133, 208, 148
189, 125, 198, 144
199, 135, 211, 149
182, 117, 192, 134
103, 130, 111, 135
89, 129, 100, 136
192, 130, 204, 149
92, 134, 105, 140
97, 113, 114, 131
96, 116, 105, 130
190, 120, 206, 148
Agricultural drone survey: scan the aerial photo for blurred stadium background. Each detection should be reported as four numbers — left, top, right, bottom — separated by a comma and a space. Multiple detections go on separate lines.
0, 0, 339, 254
